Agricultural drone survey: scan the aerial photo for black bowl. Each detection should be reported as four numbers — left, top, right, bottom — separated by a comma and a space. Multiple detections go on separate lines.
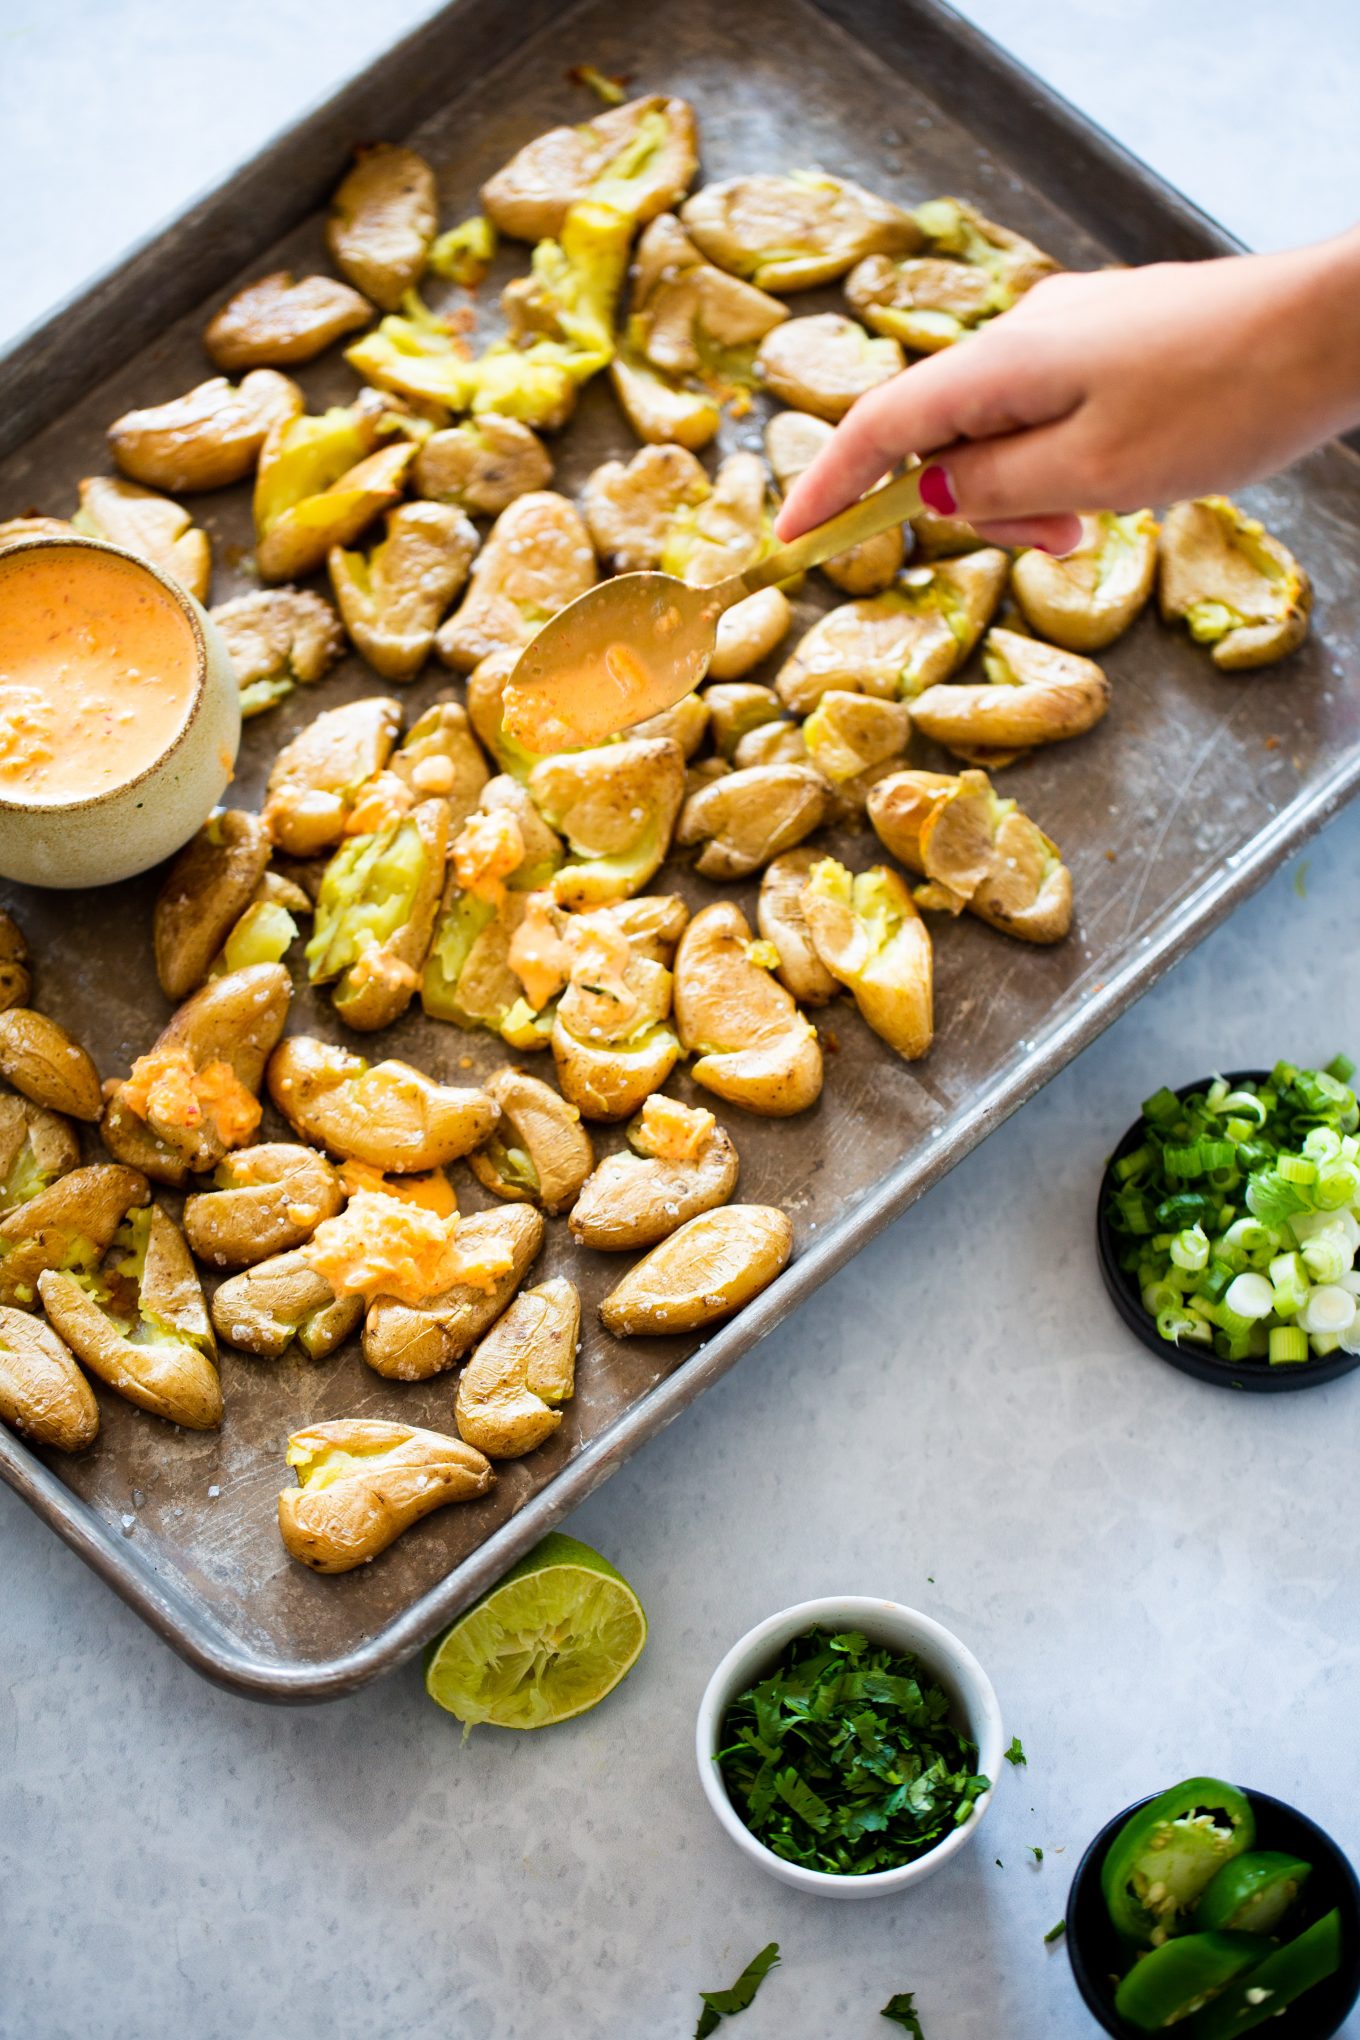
1096, 1071, 1360, 1394
1067, 1786, 1360, 2038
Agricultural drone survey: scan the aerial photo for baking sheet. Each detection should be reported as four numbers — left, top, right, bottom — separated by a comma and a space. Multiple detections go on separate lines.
2, 0, 1359, 1699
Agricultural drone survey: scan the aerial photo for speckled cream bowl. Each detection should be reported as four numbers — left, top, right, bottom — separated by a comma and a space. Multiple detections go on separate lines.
0, 533, 239, 888
696, 1595, 1004, 1899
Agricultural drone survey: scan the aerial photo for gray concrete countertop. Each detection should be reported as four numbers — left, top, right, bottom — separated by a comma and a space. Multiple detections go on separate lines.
3, 5, 1360, 2037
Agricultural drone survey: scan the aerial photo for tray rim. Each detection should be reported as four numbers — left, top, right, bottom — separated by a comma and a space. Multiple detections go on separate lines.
3, 0, 1359, 1701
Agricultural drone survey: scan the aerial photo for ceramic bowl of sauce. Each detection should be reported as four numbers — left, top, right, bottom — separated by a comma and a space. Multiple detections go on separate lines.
0, 534, 239, 888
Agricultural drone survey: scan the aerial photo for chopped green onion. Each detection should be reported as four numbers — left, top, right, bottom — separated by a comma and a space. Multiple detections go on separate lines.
1169, 1225, 1209, 1272
1301, 1230, 1351, 1284
1157, 1308, 1211, 1347
1297, 1285, 1357, 1336
1304, 1127, 1343, 1165
1269, 1326, 1310, 1364
1142, 1086, 1182, 1128
1327, 1053, 1356, 1083
1115, 1143, 1155, 1183
1311, 1332, 1342, 1355
1277, 1153, 1317, 1185
1220, 1090, 1267, 1125
1223, 1273, 1273, 1322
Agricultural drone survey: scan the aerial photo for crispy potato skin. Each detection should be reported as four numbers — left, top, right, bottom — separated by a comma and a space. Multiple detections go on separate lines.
481, 95, 698, 242
184, 1143, 344, 1269
600, 1204, 792, 1334
212, 1248, 361, 1361
0, 1304, 99, 1452
680, 172, 919, 293
0, 1094, 80, 1215
436, 493, 596, 673
0, 1163, 149, 1309
326, 145, 437, 311
0, 1009, 102, 1121
263, 696, 402, 857
868, 768, 1073, 946
755, 313, 903, 421
39, 1207, 222, 1430
1011, 510, 1158, 652
468, 1068, 594, 1215
757, 849, 839, 1005
362, 1205, 544, 1380
279, 1418, 494, 1573
209, 587, 346, 716
413, 416, 554, 518
673, 901, 823, 1116
569, 1119, 738, 1250
531, 736, 686, 910
154, 810, 272, 1000
913, 630, 1109, 758
0, 911, 31, 1012
74, 476, 212, 604
801, 861, 934, 1060
582, 444, 710, 573
205, 271, 374, 371
454, 1276, 579, 1457
330, 502, 478, 682
1158, 496, 1311, 669
677, 762, 832, 881
775, 551, 1009, 713
109, 371, 302, 493
268, 1035, 497, 1171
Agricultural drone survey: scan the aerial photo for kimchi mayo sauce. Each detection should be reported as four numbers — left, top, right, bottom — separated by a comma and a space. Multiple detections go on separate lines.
0, 547, 197, 803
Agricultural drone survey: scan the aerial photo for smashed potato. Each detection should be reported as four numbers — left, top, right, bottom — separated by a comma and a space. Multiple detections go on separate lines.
253, 397, 417, 583
708, 589, 792, 681
307, 793, 450, 1033
674, 902, 822, 1116
468, 1067, 593, 1214
755, 313, 904, 421
0, 1095, 79, 1217
211, 1248, 360, 1361
600, 1203, 793, 1335
911, 628, 1109, 762
390, 698, 491, 831
704, 682, 785, 761
279, 1418, 493, 1573
570, 1098, 738, 1250
0, 516, 72, 552
413, 415, 554, 516
582, 443, 710, 572
802, 859, 933, 1060
801, 690, 910, 807
529, 736, 685, 908
363, 1204, 543, 1381
775, 550, 1009, 712
608, 341, 721, 450
268, 1034, 496, 1170
454, 1276, 579, 1458
757, 848, 839, 1006
205, 270, 373, 371
629, 210, 787, 381
0, 1009, 102, 1121
678, 761, 832, 880
846, 200, 1056, 353
551, 928, 681, 1123
0, 913, 28, 1014
0, 1164, 148, 1310
72, 476, 211, 603
436, 491, 595, 671
330, 500, 478, 681
660, 450, 770, 587
101, 963, 291, 1184
327, 144, 437, 310
263, 695, 401, 856
632, 691, 711, 758
482, 94, 698, 241
39, 1205, 221, 1430
868, 767, 1072, 944
184, 1143, 343, 1268
0, 1304, 98, 1453
109, 370, 302, 493
1011, 510, 1159, 652
732, 721, 808, 770
681, 171, 919, 293
1159, 496, 1311, 669
209, 585, 345, 718
154, 808, 271, 999
765, 409, 903, 594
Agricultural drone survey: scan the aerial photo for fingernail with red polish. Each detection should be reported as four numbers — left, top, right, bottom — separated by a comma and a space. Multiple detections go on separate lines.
918, 464, 957, 516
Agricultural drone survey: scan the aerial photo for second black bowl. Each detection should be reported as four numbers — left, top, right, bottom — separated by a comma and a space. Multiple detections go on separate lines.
1096, 1071, 1360, 1394
1066, 1785, 1360, 2039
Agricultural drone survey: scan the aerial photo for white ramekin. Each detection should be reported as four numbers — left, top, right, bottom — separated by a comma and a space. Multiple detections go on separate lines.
695, 1595, 1004, 1899
0, 533, 240, 889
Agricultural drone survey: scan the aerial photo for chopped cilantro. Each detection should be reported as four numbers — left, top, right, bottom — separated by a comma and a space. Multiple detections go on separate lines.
694, 1943, 780, 2036
1029, 1845, 1043, 1863
715, 1628, 989, 1876
1004, 1736, 1027, 1767
1044, 1920, 1066, 1945
880, 1991, 925, 2034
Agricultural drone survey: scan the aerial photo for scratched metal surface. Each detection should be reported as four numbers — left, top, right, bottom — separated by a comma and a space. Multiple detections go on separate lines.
2, 0, 1360, 1698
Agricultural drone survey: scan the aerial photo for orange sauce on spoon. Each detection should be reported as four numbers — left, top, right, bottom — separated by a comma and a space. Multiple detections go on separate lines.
0, 547, 198, 805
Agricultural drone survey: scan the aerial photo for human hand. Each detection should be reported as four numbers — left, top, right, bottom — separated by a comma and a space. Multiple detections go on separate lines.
775, 231, 1360, 554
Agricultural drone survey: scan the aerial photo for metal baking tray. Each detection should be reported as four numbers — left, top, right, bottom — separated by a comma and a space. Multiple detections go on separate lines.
3, 0, 1359, 1701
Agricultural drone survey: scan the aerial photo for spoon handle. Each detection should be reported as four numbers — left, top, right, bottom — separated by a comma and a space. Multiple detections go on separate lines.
730, 465, 929, 600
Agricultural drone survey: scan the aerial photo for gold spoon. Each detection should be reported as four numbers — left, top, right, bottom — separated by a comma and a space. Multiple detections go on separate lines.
502, 464, 928, 752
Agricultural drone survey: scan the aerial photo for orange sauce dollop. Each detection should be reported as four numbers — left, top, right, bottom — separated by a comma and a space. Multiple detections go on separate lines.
0, 547, 197, 804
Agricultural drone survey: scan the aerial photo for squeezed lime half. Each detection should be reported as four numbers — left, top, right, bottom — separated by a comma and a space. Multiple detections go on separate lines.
424, 1532, 647, 1731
